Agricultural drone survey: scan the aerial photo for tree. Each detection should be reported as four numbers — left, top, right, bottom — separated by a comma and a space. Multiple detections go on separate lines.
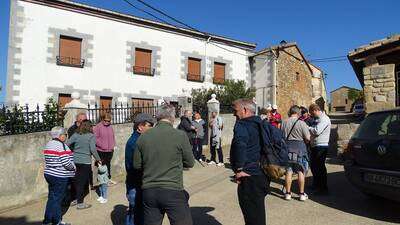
347, 89, 363, 102
191, 79, 255, 107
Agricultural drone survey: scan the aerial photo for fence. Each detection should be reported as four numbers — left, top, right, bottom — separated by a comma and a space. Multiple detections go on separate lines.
0, 102, 163, 136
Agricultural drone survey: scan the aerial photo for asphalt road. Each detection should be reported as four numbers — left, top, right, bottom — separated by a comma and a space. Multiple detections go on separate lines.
1, 160, 399, 225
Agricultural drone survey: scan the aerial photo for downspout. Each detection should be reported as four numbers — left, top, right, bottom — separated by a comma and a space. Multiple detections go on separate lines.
271, 50, 278, 106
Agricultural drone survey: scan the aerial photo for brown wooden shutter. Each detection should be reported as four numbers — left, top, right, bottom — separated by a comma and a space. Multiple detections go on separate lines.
214, 62, 225, 84
58, 93, 72, 108
59, 36, 82, 60
100, 96, 113, 108
135, 48, 152, 74
188, 58, 201, 81
132, 98, 154, 114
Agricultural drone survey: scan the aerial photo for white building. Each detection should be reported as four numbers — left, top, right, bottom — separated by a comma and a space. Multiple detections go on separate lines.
6, 0, 255, 108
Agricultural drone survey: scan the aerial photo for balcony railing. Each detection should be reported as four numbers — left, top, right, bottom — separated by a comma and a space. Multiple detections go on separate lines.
213, 77, 225, 85
187, 73, 204, 82
56, 56, 85, 68
133, 66, 155, 76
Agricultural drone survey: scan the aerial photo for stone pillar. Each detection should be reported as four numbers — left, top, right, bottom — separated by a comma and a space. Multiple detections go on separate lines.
63, 92, 88, 128
207, 94, 220, 114
363, 64, 396, 113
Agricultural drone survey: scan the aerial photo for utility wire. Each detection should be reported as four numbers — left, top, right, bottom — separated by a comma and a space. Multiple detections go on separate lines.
133, 0, 200, 32
120, 0, 173, 26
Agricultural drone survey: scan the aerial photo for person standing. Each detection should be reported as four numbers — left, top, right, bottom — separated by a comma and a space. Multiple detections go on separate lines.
281, 105, 310, 201
191, 112, 206, 161
133, 105, 195, 225
177, 110, 196, 145
96, 161, 109, 204
67, 112, 87, 139
67, 120, 101, 210
125, 113, 155, 225
42, 127, 75, 225
230, 99, 270, 225
299, 107, 315, 127
269, 105, 282, 129
308, 104, 331, 194
208, 111, 224, 167
93, 113, 116, 185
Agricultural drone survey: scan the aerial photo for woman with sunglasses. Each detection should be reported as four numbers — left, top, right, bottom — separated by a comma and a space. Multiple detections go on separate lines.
93, 113, 116, 185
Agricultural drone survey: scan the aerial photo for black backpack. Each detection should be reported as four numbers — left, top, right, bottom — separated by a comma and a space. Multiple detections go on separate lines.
258, 121, 289, 179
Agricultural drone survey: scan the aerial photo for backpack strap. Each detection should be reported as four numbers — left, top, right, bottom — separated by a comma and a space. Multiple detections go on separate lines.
286, 119, 300, 140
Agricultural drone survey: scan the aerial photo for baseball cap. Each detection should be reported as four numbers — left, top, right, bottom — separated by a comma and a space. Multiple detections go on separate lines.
134, 113, 156, 125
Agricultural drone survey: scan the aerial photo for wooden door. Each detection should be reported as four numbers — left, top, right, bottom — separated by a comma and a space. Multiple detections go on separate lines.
58, 93, 72, 108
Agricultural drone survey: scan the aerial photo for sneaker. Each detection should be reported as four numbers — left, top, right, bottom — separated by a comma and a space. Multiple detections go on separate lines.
77, 203, 92, 210
97, 196, 104, 202
59, 222, 72, 225
199, 159, 203, 162
70, 200, 77, 206
208, 161, 216, 165
217, 162, 224, 167
299, 193, 308, 201
284, 193, 292, 201
99, 198, 108, 204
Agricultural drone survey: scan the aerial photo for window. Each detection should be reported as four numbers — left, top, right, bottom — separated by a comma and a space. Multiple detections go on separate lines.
345, 99, 348, 104
100, 96, 113, 109
295, 72, 300, 81
187, 57, 203, 82
58, 93, 72, 108
132, 98, 154, 114
213, 62, 225, 84
134, 48, 154, 76
57, 36, 84, 67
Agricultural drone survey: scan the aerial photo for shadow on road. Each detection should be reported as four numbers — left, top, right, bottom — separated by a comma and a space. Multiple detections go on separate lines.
110, 204, 127, 225
270, 170, 400, 223
0, 216, 42, 225
191, 206, 221, 225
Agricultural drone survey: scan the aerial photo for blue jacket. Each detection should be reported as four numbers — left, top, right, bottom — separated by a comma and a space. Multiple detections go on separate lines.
125, 131, 142, 190
230, 116, 264, 175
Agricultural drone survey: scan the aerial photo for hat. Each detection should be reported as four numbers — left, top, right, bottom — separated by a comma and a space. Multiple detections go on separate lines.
272, 104, 278, 110
49, 126, 67, 139
134, 113, 156, 125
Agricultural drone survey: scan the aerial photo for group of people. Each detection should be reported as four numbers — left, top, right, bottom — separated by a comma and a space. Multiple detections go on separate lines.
42, 112, 116, 225
230, 100, 331, 225
42, 99, 330, 225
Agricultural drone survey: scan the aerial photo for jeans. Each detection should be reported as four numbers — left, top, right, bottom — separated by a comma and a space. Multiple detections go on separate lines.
43, 174, 69, 225
210, 144, 223, 163
192, 138, 203, 160
126, 188, 143, 225
310, 146, 328, 189
74, 164, 92, 204
143, 188, 192, 225
238, 175, 270, 225
99, 183, 108, 199
98, 151, 114, 179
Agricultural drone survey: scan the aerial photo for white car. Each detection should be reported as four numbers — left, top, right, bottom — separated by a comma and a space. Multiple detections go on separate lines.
353, 104, 365, 115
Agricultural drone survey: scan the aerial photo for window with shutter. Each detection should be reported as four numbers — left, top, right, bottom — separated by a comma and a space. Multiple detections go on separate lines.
57, 36, 84, 67
187, 57, 203, 82
132, 98, 154, 115
134, 48, 153, 76
213, 62, 225, 84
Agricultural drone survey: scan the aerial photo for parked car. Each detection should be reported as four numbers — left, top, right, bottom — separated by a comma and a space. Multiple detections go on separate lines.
344, 108, 400, 201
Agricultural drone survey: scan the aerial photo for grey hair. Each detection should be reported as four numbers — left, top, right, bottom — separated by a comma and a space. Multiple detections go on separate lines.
75, 112, 87, 120
233, 98, 256, 114
49, 126, 66, 139
288, 105, 301, 116
156, 105, 176, 122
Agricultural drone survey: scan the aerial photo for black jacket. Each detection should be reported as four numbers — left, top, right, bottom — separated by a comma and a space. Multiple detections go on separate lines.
178, 116, 195, 143
230, 116, 264, 175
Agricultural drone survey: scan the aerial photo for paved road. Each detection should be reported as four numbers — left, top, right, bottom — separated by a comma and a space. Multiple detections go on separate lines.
1, 160, 399, 225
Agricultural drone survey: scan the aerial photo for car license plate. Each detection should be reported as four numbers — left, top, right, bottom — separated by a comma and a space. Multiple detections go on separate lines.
364, 173, 400, 188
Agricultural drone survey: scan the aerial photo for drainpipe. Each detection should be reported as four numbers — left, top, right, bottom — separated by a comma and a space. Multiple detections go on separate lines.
270, 51, 278, 106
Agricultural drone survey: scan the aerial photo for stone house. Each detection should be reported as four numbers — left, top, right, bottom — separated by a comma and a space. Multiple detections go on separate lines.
348, 35, 400, 113
330, 86, 359, 112
250, 42, 315, 117
309, 63, 329, 112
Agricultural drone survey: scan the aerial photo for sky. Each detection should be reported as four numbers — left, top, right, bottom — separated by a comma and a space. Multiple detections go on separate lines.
0, 0, 399, 103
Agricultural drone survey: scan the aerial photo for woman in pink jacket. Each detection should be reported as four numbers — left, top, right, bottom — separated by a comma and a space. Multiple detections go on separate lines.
94, 113, 116, 185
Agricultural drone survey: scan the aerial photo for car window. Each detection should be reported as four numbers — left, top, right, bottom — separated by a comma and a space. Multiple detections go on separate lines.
353, 111, 400, 139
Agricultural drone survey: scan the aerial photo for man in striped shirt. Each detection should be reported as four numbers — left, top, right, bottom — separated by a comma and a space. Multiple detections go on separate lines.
43, 127, 75, 225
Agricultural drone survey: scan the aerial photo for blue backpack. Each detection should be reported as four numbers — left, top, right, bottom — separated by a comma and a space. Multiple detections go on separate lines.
258, 120, 289, 179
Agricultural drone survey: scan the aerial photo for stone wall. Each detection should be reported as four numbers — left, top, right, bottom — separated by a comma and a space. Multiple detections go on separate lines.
0, 114, 236, 211
330, 87, 354, 112
330, 123, 360, 157
276, 46, 313, 118
363, 64, 396, 113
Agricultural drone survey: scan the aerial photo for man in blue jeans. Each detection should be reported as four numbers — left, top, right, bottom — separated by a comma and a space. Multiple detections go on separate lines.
125, 113, 155, 225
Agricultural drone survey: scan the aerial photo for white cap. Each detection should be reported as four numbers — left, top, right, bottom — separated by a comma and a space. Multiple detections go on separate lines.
272, 104, 278, 110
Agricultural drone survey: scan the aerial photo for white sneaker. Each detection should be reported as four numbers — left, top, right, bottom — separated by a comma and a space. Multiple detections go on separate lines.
99, 198, 108, 204
299, 193, 308, 201
208, 161, 216, 165
199, 159, 203, 162
217, 163, 224, 167
97, 196, 104, 202
284, 193, 292, 201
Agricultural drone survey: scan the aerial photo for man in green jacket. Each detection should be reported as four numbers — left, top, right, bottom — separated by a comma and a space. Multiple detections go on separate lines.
133, 104, 195, 225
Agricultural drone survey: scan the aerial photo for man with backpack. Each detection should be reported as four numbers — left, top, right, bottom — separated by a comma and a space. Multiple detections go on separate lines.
230, 98, 270, 225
